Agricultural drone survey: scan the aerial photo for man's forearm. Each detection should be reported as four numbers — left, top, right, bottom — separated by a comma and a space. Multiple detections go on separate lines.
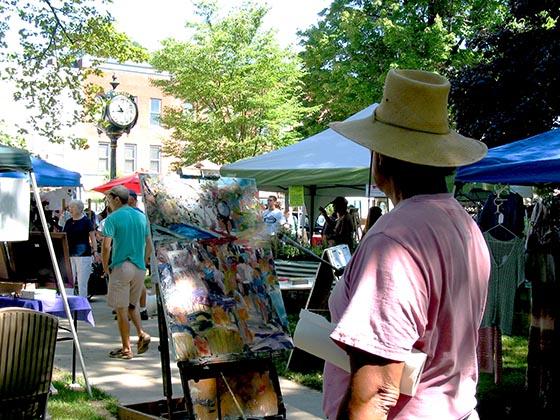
338, 382, 400, 420
102, 238, 111, 273
337, 350, 403, 420
90, 232, 98, 253
145, 236, 152, 266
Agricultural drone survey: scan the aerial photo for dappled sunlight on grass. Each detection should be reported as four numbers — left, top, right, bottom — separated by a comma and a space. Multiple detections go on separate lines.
477, 335, 528, 419
48, 369, 118, 419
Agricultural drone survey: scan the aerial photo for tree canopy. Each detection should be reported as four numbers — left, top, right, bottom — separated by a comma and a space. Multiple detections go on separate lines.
298, 0, 509, 136
450, 1, 560, 148
150, 1, 308, 166
0, 0, 148, 147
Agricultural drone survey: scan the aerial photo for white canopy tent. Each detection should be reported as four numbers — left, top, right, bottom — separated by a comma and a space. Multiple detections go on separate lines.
220, 104, 381, 229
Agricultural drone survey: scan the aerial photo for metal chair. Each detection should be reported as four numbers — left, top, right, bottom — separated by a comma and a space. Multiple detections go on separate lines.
0, 308, 59, 419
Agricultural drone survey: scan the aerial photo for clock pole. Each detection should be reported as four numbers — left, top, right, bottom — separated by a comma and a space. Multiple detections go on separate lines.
108, 130, 123, 180
97, 74, 138, 180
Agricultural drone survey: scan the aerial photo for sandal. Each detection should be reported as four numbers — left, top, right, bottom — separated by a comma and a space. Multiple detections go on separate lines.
109, 349, 133, 359
109, 348, 124, 356
137, 333, 151, 354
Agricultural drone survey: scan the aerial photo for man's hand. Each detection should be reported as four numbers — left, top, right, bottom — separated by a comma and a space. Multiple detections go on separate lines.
102, 236, 112, 276
145, 235, 153, 268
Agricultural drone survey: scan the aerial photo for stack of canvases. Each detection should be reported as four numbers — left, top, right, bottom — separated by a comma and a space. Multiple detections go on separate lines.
141, 174, 292, 418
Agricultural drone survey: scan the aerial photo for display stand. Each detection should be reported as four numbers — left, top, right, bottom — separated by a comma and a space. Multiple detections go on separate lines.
178, 356, 285, 420
141, 174, 292, 419
287, 245, 351, 372
155, 282, 176, 420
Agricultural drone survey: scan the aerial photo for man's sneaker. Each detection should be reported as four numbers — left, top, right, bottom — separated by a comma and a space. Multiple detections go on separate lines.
140, 310, 149, 320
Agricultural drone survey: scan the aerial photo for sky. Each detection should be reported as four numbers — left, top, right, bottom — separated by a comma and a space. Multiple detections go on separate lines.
109, 0, 331, 51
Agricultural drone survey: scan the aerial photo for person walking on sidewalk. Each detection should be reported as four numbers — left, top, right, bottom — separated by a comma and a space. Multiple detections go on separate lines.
63, 199, 99, 298
102, 185, 152, 360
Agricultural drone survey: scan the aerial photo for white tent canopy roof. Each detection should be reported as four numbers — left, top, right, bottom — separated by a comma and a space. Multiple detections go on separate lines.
220, 104, 377, 192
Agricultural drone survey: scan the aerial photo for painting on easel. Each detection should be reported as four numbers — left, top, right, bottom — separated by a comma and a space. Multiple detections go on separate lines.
188, 370, 279, 419
141, 174, 267, 243
156, 239, 290, 360
141, 175, 292, 362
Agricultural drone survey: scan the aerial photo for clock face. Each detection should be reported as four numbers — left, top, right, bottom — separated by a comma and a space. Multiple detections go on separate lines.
107, 94, 138, 128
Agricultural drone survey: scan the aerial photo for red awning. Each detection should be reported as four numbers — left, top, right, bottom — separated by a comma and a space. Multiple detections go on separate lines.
90, 172, 142, 194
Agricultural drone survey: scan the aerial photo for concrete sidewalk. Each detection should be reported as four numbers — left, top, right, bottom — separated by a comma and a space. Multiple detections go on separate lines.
54, 296, 324, 419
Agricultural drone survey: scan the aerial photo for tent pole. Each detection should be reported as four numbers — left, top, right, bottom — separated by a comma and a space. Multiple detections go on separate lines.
30, 172, 93, 397
309, 185, 316, 236
367, 150, 373, 206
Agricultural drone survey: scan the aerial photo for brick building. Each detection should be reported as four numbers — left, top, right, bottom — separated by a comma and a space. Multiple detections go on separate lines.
21, 60, 178, 195
84, 60, 178, 187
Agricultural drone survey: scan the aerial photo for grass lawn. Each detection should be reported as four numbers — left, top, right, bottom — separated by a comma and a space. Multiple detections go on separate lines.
476, 335, 530, 419
48, 369, 118, 420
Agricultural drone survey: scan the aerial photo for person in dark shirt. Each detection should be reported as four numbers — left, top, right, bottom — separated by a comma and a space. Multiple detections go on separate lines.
364, 206, 383, 234
320, 196, 355, 250
63, 199, 98, 297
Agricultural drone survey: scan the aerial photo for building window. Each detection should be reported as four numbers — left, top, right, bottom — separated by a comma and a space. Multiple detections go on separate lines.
150, 145, 161, 173
124, 143, 137, 173
98, 142, 109, 172
150, 98, 162, 126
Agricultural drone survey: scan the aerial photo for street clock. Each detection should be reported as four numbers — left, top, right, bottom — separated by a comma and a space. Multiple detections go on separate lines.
105, 93, 138, 130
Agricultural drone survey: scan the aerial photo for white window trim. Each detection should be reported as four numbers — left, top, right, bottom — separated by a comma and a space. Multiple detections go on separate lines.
124, 143, 137, 173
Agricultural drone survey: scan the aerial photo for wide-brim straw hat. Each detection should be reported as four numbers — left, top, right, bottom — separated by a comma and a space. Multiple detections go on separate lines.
329, 69, 487, 167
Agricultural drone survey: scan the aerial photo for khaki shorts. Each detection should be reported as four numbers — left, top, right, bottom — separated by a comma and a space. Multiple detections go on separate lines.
107, 261, 145, 309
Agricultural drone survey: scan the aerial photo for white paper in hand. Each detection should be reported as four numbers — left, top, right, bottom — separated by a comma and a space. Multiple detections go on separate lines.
293, 309, 427, 396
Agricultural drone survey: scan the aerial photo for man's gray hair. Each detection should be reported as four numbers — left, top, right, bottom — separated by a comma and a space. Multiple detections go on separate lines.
69, 199, 85, 213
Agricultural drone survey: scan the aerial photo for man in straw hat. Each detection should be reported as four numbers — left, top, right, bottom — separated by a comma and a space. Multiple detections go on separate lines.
323, 69, 491, 419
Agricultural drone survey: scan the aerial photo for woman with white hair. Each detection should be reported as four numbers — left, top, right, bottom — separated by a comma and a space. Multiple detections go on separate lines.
63, 199, 98, 298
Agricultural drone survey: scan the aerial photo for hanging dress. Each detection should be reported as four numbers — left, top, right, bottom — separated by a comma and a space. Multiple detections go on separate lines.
480, 232, 525, 335
525, 197, 560, 413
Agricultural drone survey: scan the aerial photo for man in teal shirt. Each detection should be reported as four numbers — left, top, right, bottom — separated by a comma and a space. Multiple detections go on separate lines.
102, 185, 152, 359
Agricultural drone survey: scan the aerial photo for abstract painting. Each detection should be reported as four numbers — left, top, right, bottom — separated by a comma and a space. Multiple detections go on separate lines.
156, 239, 290, 361
141, 174, 292, 363
141, 174, 267, 244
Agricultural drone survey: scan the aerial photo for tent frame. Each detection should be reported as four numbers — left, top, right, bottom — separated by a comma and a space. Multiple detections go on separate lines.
28, 172, 92, 396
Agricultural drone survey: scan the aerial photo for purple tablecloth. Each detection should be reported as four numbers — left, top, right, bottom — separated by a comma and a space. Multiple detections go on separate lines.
0, 295, 95, 326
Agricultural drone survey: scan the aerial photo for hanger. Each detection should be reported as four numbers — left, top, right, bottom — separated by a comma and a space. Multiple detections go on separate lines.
484, 185, 517, 239
484, 221, 518, 239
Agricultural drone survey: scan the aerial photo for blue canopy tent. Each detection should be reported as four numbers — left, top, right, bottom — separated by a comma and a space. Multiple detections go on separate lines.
456, 129, 560, 185
0, 156, 81, 187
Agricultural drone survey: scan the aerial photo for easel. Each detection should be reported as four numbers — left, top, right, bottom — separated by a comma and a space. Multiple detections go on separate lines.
287, 245, 351, 372
142, 173, 289, 419
178, 356, 285, 420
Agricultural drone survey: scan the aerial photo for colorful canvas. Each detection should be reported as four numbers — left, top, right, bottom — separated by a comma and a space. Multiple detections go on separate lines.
156, 239, 291, 361
141, 174, 292, 362
141, 174, 267, 244
189, 371, 279, 419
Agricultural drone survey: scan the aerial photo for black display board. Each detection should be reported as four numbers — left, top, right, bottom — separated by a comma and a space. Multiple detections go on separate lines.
287, 245, 351, 372
6, 231, 73, 288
